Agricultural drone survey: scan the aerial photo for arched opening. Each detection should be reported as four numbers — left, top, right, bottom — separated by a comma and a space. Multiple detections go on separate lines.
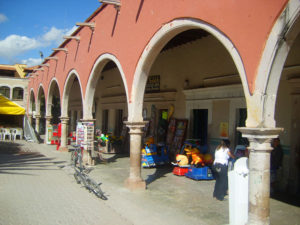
85, 54, 129, 164
0, 86, 10, 99
47, 80, 61, 130
132, 20, 248, 169
29, 90, 36, 128
37, 86, 46, 135
63, 71, 83, 140
12, 87, 24, 101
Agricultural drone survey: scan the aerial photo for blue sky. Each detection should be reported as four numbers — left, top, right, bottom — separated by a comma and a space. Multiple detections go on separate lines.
0, 0, 101, 66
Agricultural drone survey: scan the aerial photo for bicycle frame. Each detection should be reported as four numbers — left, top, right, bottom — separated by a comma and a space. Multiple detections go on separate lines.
71, 145, 107, 200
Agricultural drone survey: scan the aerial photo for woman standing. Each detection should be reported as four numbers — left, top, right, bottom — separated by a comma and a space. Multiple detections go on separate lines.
213, 139, 235, 201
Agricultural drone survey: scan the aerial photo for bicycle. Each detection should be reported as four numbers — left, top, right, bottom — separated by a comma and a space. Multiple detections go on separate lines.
69, 145, 108, 200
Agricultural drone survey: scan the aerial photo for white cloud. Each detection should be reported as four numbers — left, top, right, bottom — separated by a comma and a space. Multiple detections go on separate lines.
42, 26, 77, 45
0, 14, 8, 23
0, 35, 42, 59
21, 58, 42, 67
0, 26, 77, 65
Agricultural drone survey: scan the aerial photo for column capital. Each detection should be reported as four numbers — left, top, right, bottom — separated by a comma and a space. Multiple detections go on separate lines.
45, 116, 52, 120
237, 127, 283, 139
124, 121, 148, 134
80, 118, 96, 123
35, 114, 41, 119
237, 127, 283, 152
59, 116, 69, 123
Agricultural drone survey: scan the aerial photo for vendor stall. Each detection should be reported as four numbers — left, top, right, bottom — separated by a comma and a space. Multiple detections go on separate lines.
0, 95, 25, 140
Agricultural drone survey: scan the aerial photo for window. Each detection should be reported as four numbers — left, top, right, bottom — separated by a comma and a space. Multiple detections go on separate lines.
0, 86, 10, 98
12, 87, 24, 100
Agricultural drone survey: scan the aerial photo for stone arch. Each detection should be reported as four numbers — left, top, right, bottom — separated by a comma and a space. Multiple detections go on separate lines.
84, 53, 129, 120
129, 18, 248, 122
28, 88, 35, 115
61, 69, 84, 118
36, 84, 45, 116
46, 78, 60, 117
254, 0, 300, 128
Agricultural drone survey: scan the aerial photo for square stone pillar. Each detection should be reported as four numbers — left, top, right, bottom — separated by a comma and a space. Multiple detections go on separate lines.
59, 117, 69, 152
124, 121, 148, 190
44, 116, 52, 144
237, 127, 283, 225
35, 115, 41, 134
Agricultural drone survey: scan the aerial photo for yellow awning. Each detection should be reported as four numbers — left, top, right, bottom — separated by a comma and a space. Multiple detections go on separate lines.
0, 95, 25, 115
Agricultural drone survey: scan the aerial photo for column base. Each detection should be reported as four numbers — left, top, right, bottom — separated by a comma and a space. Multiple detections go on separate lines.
59, 146, 69, 152
124, 177, 146, 190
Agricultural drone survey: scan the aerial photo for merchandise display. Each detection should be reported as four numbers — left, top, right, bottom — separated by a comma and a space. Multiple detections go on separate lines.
141, 143, 170, 168
172, 140, 214, 180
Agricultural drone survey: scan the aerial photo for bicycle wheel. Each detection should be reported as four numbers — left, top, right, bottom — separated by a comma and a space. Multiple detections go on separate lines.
74, 172, 81, 184
87, 177, 107, 200
71, 151, 75, 166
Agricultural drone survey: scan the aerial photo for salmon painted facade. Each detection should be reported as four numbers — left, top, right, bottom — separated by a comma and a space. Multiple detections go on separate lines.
27, 1, 300, 224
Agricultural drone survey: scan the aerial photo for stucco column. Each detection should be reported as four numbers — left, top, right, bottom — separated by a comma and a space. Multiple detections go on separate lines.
44, 116, 52, 144
124, 121, 148, 190
59, 117, 69, 152
237, 127, 283, 225
35, 115, 41, 134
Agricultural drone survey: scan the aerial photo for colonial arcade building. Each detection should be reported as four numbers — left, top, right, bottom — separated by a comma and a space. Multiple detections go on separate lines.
27, 1, 300, 224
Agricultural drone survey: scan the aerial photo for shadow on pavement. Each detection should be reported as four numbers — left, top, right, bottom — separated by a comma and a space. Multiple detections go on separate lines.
145, 164, 173, 185
271, 191, 300, 207
0, 141, 63, 175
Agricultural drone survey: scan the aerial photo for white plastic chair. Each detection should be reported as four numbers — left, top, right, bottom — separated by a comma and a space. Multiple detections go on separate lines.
3, 128, 12, 140
12, 128, 23, 140
0, 128, 4, 140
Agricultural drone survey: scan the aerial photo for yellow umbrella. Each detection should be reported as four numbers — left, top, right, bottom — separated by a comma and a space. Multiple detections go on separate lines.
0, 94, 25, 115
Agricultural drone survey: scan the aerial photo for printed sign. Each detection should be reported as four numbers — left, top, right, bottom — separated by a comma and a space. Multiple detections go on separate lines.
145, 75, 160, 93
220, 122, 229, 138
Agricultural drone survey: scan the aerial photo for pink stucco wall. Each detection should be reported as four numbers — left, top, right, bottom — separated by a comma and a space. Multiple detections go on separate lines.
28, 0, 288, 105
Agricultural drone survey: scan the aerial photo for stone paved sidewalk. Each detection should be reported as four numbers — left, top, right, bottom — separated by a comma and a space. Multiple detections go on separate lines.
1, 140, 300, 225
0, 141, 132, 225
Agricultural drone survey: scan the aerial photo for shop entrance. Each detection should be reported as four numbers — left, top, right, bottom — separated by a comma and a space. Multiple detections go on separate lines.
192, 109, 208, 145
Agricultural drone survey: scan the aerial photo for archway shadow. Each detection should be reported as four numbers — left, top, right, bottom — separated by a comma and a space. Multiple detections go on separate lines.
271, 191, 300, 207
0, 141, 64, 175
144, 164, 173, 185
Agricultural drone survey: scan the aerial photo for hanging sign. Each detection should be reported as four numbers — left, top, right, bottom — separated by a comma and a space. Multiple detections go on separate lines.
46, 125, 53, 145
76, 122, 84, 146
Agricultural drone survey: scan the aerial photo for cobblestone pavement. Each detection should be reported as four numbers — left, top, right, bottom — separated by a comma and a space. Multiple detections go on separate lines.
0, 141, 132, 225
1, 140, 300, 225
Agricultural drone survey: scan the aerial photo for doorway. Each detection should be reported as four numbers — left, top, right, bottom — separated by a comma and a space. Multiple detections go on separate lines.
192, 109, 208, 145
